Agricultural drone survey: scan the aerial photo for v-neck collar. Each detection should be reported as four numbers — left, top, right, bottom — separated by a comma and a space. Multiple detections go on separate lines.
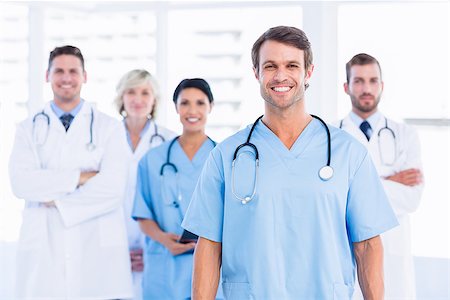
254, 118, 320, 159
172, 137, 214, 172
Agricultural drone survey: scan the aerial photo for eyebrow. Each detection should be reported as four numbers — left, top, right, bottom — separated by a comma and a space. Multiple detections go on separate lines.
353, 76, 380, 80
262, 59, 302, 65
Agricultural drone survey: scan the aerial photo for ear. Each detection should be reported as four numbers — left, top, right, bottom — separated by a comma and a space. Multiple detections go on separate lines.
174, 102, 179, 114
45, 70, 50, 82
82, 70, 87, 83
343, 82, 350, 95
253, 67, 259, 80
209, 101, 214, 113
304, 64, 314, 86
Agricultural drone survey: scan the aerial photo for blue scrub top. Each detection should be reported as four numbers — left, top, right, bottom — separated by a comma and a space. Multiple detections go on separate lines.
132, 137, 216, 300
182, 118, 398, 300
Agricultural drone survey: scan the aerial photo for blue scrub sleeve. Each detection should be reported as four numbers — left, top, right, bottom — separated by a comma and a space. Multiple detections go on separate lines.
346, 152, 399, 242
132, 156, 156, 221
182, 150, 224, 243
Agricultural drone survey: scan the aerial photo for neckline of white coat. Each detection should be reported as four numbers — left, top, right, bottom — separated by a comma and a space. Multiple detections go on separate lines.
42, 101, 94, 133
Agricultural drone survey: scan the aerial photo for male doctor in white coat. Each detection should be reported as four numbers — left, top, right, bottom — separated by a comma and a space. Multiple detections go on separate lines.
340, 53, 424, 300
9, 45, 133, 300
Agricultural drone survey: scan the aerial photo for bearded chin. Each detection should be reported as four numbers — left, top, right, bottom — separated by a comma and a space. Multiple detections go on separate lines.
354, 95, 381, 113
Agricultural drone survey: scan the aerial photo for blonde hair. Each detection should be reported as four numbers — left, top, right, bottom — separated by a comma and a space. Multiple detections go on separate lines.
114, 69, 160, 118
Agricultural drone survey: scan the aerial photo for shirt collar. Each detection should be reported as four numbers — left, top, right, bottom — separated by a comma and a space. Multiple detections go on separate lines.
349, 111, 381, 129
50, 99, 84, 118
124, 118, 152, 149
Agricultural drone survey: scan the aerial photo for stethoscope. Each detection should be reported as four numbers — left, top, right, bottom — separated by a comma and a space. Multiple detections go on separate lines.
160, 136, 217, 214
232, 114, 333, 205
32, 107, 95, 151
149, 121, 166, 146
339, 117, 396, 166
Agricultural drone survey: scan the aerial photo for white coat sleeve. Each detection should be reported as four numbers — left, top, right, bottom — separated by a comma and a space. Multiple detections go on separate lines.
381, 126, 424, 216
55, 122, 129, 227
9, 122, 80, 202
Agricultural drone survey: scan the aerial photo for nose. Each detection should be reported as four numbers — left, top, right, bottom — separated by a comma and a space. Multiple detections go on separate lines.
362, 82, 372, 93
187, 103, 197, 114
273, 67, 288, 82
61, 72, 72, 82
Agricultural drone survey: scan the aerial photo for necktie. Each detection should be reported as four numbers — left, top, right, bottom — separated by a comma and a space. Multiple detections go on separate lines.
359, 120, 372, 141
60, 114, 74, 131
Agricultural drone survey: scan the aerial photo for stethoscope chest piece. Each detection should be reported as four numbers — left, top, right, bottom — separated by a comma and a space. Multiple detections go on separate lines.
319, 165, 333, 181
86, 142, 96, 152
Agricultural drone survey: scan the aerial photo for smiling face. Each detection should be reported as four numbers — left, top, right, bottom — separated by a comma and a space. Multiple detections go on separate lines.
344, 63, 384, 117
253, 40, 313, 111
122, 82, 155, 121
46, 54, 86, 105
175, 87, 212, 134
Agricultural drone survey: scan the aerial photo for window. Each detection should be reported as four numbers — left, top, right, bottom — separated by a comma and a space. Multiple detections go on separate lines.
166, 5, 303, 141
337, 2, 450, 258
43, 8, 158, 117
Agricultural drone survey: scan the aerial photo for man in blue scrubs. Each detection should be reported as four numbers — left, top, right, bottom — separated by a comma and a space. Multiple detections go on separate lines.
182, 26, 398, 299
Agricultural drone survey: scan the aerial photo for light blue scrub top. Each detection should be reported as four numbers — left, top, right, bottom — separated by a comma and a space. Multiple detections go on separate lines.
182, 118, 398, 300
132, 137, 217, 300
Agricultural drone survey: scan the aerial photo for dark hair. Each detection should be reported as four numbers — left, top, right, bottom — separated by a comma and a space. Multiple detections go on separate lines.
173, 78, 214, 104
48, 45, 85, 71
251, 26, 313, 73
346, 53, 382, 83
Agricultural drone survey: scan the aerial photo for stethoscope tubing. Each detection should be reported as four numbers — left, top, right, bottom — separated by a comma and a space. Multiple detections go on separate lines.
339, 117, 396, 165
160, 135, 216, 208
149, 121, 166, 145
232, 114, 333, 204
33, 107, 95, 150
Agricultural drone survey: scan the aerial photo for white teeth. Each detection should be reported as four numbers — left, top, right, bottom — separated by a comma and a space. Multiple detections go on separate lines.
61, 85, 72, 89
187, 117, 199, 122
273, 86, 291, 92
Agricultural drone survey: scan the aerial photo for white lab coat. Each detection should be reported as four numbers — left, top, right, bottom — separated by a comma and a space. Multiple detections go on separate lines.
340, 113, 423, 300
9, 101, 133, 300
122, 120, 176, 300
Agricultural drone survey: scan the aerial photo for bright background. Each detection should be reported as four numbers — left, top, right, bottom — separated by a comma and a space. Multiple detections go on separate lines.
0, 1, 449, 298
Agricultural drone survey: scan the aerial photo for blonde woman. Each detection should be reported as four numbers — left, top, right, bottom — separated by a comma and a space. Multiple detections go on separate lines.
115, 69, 176, 300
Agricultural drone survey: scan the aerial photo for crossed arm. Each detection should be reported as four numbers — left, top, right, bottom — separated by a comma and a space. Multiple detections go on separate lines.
43, 171, 98, 207
385, 168, 422, 187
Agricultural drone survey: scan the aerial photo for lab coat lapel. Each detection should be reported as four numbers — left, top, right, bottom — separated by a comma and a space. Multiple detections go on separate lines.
342, 115, 368, 145
66, 101, 92, 139
132, 120, 152, 158
44, 102, 66, 134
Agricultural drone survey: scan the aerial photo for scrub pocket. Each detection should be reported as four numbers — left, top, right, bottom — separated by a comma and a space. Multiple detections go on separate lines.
222, 282, 252, 299
333, 283, 354, 300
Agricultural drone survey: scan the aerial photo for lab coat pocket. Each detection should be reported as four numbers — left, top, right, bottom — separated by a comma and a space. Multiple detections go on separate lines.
18, 208, 46, 250
222, 282, 252, 299
333, 282, 353, 300
98, 210, 127, 247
